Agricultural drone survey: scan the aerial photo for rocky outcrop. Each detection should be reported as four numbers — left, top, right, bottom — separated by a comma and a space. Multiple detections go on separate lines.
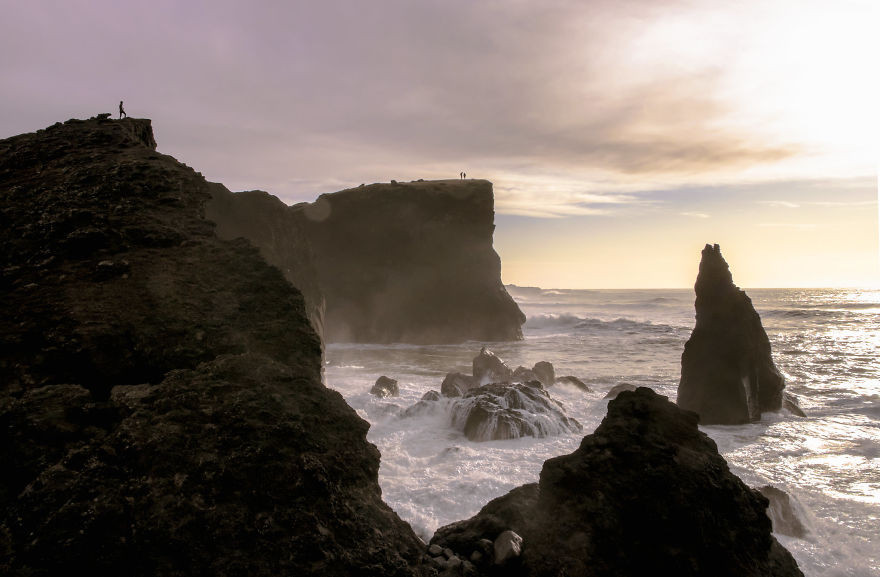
449, 382, 582, 442
473, 347, 513, 385
292, 180, 526, 343
0, 117, 427, 576
371, 375, 400, 398
759, 485, 808, 538
678, 244, 786, 424
441, 372, 477, 398
431, 387, 803, 577
555, 375, 591, 392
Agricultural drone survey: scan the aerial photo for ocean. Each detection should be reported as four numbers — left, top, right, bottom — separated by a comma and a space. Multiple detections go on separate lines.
324, 287, 880, 576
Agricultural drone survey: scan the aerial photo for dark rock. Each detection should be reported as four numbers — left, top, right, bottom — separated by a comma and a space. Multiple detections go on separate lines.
431, 483, 538, 563
431, 388, 803, 577
450, 383, 582, 442
759, 485, 808, 538
401, 391, 442, 418
371, 375, 400, 398
555, 375, 591, 392
783, 392, 806, 417
531, 361, 555, 388
441, 372, 477, 398
604, 382, 637, 399
0, 117, 428, 576
472, 347, 512, 385
493, 530, 522, 565
678, 244, 786, 424
511, 366, 539, 384
291, 179, 526, 343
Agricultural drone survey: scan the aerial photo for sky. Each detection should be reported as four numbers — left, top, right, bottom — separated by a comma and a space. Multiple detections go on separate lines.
2, 0, 877, 288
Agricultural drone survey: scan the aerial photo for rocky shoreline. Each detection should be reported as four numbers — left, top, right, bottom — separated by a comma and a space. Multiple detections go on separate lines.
1, 116, 803, 575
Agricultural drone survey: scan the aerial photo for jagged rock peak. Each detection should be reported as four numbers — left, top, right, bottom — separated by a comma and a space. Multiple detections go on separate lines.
678, 244, 785, 424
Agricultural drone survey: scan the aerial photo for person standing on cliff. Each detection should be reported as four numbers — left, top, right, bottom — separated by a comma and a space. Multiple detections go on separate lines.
119, 101, 126, 119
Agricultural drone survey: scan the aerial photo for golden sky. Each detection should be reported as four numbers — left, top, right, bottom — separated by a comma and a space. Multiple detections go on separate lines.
2, 0, 877, 287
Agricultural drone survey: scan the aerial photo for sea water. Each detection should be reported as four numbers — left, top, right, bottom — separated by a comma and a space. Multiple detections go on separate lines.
324, 287, 880, 576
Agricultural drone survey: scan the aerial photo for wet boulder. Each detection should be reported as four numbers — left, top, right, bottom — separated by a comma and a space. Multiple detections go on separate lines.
555, 375, 591, 392
450, 383, 582, 442
472, 347, 512, 385
441, 372, 477, 398
512, 366, 539, 384
532, 361, 555, 388
371, 375, 399, 398
678, 244, 786, 424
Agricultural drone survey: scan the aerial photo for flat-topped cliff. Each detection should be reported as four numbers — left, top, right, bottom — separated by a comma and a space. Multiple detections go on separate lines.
292, 179, 526, 343
0, 116, 427, 575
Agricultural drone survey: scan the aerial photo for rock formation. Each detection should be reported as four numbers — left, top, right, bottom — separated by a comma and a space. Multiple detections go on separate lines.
450, 382, 582, 442
371, 375, 400, 397
678, 244, 786, 424
431, 388, 804, 577
473, 347, 513, 385
291, 180, 526, 343
0, 116, 427, 576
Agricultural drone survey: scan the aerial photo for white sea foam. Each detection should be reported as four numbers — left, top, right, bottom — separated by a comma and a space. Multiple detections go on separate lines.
324, 288, 880, 575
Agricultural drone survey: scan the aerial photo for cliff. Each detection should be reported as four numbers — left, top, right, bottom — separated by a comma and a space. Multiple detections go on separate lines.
0, 116, 427, 575
293, 180, 525, 343
207, 179, 524, 344
678, 244, 785, 424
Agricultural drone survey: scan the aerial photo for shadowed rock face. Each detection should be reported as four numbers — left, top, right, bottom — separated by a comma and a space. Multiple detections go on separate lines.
293, 180, 526, 344
678, 244, 785, 424
431, 388, 803, 577
0, 117, 427, 576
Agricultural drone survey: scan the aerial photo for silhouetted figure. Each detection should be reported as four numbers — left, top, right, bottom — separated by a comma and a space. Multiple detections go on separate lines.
463, 172, 467, 179
119, 101, 126, 119
460, 171, 463, 179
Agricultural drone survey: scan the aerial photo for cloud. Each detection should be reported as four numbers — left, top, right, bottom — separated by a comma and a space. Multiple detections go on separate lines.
760, 201, 800, 208
680, 212, 710, 218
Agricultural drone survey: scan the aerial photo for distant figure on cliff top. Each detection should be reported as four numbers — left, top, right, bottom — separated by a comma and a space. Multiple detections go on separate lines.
463, 172, 467, 179
460, 171, 463, 179
119, 101, 126, 119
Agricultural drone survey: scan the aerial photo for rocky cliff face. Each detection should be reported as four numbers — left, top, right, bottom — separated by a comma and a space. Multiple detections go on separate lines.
678, 244, 785, 424
292, 180, 525, 343
431, 388, 803, 577
0, 117, 427, 576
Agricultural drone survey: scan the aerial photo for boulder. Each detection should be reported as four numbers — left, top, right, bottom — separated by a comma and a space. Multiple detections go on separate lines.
604, 382, 637, 399
450, 383, 582, 442
532, 361, 555, 387
472, 347, 512, 385
759, 485, 808, 538
441, 372, 477, 398
401, 390, 442, 418
371, 375, 400, 398
678, 244, 786, 424
555, 375, 591, 392
431, 387, 803, 577
493, 530, 523, 565
512, 366, 539, 384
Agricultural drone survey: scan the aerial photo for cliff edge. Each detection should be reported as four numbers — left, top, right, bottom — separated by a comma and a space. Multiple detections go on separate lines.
0, 116, 427, 575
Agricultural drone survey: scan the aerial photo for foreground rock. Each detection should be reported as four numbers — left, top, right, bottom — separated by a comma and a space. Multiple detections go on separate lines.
432, 388, 803, 577
678, 244, 786, 424
0, 117, 426, 576
450, 382, 582, 442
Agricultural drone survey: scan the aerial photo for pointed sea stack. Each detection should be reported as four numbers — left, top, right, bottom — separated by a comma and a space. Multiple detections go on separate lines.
677, 244, 785, 424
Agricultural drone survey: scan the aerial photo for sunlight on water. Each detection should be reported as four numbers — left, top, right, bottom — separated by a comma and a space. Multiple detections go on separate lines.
325, 287, 880, 576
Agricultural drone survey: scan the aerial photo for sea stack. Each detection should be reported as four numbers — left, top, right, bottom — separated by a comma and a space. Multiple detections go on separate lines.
291, 180, 526, 344
678, 244, 785, 424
